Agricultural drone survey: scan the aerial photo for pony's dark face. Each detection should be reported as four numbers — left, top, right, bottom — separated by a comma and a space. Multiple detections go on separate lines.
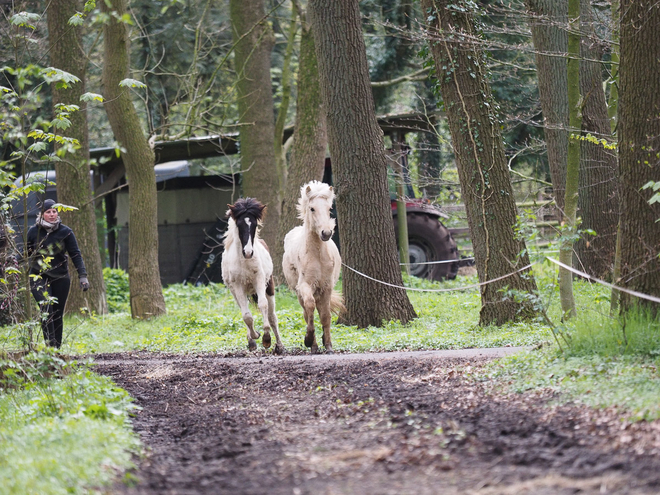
228, 198, 266, 259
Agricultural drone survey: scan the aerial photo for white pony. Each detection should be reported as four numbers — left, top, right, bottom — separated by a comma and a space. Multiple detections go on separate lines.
283, 181, 344, 354
221, 198, 283, 354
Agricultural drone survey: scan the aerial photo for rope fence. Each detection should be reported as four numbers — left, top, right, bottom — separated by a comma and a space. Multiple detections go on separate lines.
545, 257, 660, 305
344, 256, 660, 305
341, 261, 534, 293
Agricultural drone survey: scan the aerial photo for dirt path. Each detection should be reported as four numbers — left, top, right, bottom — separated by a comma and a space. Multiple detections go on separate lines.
95, 350, 660, 494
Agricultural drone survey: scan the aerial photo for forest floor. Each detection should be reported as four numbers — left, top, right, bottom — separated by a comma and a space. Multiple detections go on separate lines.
96, 349, 660, 495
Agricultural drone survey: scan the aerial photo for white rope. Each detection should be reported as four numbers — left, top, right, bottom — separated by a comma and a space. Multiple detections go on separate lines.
399, 257, 472, 266
341, 261, 534, 293
546, 257, 660, 305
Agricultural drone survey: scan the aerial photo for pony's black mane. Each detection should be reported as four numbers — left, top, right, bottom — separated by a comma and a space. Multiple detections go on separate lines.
228, 198, 266, 221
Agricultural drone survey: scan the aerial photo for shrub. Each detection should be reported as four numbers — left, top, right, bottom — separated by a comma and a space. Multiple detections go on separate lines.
103, 268, 130, 313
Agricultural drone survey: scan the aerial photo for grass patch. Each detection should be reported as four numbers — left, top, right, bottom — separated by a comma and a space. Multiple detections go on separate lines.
0, 351, 140, 494
12, 269, 559, 355
484, 307, 660, 421
1, 261, 600, 355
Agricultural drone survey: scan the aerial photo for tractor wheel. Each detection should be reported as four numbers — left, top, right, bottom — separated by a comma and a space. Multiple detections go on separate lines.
394, 213, 459, 281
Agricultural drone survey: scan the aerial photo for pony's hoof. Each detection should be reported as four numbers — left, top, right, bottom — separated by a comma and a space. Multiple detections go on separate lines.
304, 333, 315, 348
325, 349, 334, 355
262, 332, 271, 349
274, 343, 285, 355
248, 340, 257, 352
311, 344, 319, 354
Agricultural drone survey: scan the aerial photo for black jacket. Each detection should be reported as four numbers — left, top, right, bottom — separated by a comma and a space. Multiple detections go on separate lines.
26, 223, 87, 280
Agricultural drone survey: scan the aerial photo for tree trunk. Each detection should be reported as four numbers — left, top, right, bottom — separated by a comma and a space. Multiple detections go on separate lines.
307, 0, 417, 328
525, 0, 568, 216
574, 0, 618, 280
609, 0, 622, 314
617, 0, 660, 314
558, 0, 582, 319
273, 4, 297, 204
272, 13, 327, 285
422, 0, 539, 326
229, 0, 280, 251
528, 0, 618, 283
102, 0, 166, 319
47, 0, 108, 316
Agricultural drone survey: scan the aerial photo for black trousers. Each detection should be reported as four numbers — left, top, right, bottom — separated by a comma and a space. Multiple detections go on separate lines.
31, 276, 71, 348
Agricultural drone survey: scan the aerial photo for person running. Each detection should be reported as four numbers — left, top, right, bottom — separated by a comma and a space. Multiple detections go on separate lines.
25, 199, 90, 348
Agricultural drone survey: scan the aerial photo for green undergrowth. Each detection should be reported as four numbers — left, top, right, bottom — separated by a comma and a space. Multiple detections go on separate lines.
484, 307, 660, 422
0, 262, 608, 355
0, 351, 140, 494
41, 267, 561, 355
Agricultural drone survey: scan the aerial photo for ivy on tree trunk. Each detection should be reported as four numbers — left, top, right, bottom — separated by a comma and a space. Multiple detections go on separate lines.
47, 0, 108, 316
422, 0, 539, 326
102, 0, 166, 319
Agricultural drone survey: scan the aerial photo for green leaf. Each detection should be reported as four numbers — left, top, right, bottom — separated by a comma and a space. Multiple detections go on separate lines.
119, 78, 146, 89
27, 142, 48, 153
68, 13, 84, 26
641, 181, 660, 192
10, 12, 40, 29
80, 92, 104, 102
52, 116, 72, 130
41, 67, 81, 88
55, 103, 80, 113
119, 13, 134, 25
52, 203, 79, 212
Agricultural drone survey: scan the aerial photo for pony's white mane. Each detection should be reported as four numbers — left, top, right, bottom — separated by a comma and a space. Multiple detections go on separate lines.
297, 181, 334, 220
222, 216, 238, 249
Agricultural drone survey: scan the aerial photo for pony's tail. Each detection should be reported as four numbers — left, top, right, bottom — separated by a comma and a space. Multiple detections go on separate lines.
330, 290, 346, 316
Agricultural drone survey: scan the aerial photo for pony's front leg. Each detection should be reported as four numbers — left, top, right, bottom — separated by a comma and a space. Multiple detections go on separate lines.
230, 286, 260, 351
316, 291, 333, 354
255, 283, 272, 350
266, 293, 284, 354
297, 283, 318, 353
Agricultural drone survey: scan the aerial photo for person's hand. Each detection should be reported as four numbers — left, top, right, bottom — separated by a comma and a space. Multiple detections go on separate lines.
79, 277, 90, 292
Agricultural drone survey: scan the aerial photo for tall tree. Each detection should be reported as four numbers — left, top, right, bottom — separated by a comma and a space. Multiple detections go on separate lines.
557, 0, 582, 318
526, 0, 618, 284
574, 0, 618, 280
229, 0, 280, 251
47, 0, 108, 316
617, 0, 660, 313
307, 0, 417, 328
525, 0, 568, 215
102, 0, 166, 318
272, 3, 327, 285
422, 0, 539, 325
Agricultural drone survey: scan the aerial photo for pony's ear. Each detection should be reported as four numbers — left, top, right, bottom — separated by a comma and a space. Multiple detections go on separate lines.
329, 186, 333, 193
306, 185, 312, 196
226, 204, 235, 219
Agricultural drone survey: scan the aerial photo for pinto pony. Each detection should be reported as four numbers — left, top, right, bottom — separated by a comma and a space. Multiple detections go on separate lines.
221, 198, 283, 354
283, 181, 344, 354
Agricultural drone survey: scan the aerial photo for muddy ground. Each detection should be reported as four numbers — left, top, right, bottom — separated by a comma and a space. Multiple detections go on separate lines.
95, 349, 660, 495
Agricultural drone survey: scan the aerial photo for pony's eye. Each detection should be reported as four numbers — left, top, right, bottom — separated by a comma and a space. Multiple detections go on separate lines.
310, 208, 315, 212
